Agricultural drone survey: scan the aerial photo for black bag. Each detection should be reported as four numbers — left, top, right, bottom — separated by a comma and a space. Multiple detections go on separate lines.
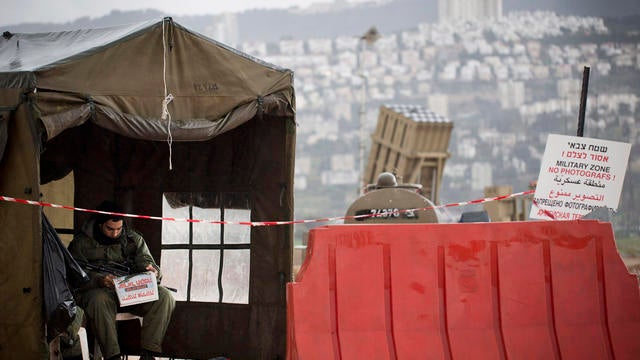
42, 212, 89, 340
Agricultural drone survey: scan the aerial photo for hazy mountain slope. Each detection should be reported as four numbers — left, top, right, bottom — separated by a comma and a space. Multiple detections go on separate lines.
236, 0, 437, 42
3, 0, 639, 41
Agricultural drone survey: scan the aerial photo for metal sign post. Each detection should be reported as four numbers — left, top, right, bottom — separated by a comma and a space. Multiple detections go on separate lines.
577, 66, 591, 137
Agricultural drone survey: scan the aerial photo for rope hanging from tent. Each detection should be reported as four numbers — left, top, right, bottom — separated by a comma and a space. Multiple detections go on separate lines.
161, 17, 174, 170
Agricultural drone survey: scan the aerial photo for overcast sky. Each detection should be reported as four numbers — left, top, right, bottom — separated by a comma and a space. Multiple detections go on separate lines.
0, 0, 341, 26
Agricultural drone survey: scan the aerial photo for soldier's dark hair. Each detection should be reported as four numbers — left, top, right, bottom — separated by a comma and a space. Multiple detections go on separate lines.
95, 200, 124, 224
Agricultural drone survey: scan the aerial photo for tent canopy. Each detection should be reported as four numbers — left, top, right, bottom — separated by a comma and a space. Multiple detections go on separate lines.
0, 17, 294, 142
0, 18, 295, 359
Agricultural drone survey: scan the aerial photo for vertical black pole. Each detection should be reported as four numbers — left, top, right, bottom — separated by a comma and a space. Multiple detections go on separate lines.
577, 66, 590, 137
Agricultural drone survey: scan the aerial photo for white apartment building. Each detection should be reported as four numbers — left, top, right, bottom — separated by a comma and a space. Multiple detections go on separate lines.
498, 81, 525, 109
471, 162, 494, 191
204, 13, 239, 47
439, 0, 503, 22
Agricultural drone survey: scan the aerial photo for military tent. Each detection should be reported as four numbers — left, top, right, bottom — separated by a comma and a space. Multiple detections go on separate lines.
0, 18, 295, 359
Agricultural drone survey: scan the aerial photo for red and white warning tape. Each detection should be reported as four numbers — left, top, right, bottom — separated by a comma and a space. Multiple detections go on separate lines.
0, 190, 536, 226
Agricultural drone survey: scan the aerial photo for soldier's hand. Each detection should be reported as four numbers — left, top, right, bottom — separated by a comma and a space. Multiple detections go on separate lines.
99, 274, 116, 289
146, 264, 159, 278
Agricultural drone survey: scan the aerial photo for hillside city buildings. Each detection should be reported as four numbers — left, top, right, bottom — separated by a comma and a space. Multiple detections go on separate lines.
216, 10, 640, 234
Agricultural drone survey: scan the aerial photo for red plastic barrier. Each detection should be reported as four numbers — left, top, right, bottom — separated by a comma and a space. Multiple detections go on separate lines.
287, 220, 640, 360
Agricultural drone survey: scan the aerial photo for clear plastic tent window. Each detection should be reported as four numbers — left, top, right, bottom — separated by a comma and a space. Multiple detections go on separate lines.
160, 194, 250, 304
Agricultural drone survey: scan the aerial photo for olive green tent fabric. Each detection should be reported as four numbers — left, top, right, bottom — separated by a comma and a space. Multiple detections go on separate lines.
0, 18, 293, 142
0, 18, 295, 359
0, 94, 44, 360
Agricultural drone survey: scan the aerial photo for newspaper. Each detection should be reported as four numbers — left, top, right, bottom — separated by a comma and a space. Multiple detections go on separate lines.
113, 271, 159, 307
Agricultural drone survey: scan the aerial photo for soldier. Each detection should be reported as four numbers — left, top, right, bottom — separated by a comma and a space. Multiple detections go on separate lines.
68, 200, 175, 360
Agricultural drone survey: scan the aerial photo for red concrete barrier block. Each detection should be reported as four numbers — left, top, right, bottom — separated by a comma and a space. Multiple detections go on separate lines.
287, 220, 640, 360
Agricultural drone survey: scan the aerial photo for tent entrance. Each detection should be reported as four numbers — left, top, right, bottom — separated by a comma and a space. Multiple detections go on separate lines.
39, 117, 292, 359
